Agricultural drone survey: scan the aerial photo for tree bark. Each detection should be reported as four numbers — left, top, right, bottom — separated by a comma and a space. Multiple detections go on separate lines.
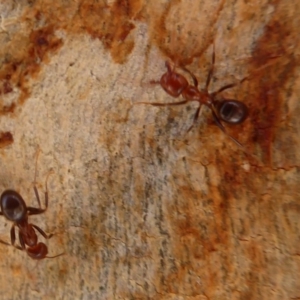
0, 0, 299, 299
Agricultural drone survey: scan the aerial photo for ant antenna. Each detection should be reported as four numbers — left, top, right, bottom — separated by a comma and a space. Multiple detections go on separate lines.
46, 252, 65, 259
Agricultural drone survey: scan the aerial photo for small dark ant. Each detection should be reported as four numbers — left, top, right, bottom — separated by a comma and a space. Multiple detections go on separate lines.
136, 45, 249, 147
0, 151, 63, 259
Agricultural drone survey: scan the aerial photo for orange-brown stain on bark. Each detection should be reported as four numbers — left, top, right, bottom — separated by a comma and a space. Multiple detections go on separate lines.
245, 12, 298, 164
0, 0, 144, 116
162, 183, 233, 296
0, 23, 62, 114
0, 0, 228, 119
77, 0, 142, 64
27, 26, 63, 77
187, 0, 299, 205
0, 131, 13, 148
159, 1, 297, 297
145, 0, 226, 66
238, 240, 266, 300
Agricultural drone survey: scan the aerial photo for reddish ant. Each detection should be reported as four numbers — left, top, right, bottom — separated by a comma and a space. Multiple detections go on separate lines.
0, 151, 63, 259
136, 45, 248, 147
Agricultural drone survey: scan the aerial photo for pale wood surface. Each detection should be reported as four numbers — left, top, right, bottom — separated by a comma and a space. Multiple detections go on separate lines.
0, 0, 299, 299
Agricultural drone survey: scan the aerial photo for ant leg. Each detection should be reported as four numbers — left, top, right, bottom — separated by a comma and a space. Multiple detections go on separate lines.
33, 147, 42, 208
0, 237, 23, 251
30, 164, 54, 215
211, 75, 250, 97
205, 43, 215, 90
0, 224, 13, 247
134, 100, 189, 106
180, 46, 216, 89
10, 224, 17, 246
0, 226, 24, 251
46, 252, 65, 259
32, 224, 54, 240
18, 230, 26, 250
187, 104, 203, 132
211, 83, 237, 96
43, 170, 53, 210
9, 224, 25, 251
11, 225, 26, 250
27, 206, 46, 215
180, 66, 198, 87
0, 239, 10, 246
211, 109, 244, 148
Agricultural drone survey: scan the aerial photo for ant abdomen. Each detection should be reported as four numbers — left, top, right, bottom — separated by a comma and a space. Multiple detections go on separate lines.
0, 190, 27, 222
215, 100, 248, 124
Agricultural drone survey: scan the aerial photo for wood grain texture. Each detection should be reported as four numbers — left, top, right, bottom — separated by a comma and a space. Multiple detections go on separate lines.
0, 0, 299, 299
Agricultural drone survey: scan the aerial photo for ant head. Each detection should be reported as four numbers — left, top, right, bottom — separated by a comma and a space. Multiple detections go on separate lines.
160, 61, 189, 98
214, 100, 248, 124
0, 190, 27, 222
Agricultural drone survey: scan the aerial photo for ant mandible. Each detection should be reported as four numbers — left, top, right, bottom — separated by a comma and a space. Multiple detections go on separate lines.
136, 45, 248, 147
0, 150, 63, 259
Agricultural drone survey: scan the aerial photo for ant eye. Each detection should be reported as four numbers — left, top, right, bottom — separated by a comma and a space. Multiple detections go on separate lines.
216, 100, 248, 124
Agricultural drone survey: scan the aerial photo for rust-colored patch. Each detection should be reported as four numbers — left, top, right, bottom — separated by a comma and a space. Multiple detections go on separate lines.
162, 180, 232, 295
146, 0, 226, 65
0, 0, 229, 118
0, 0, 144, 116
0, 23, 63, 114
77, 0, 138, 64
27, 26, 63, 77
247, 18, 297, 164
1, 79, 13, 95
0, 131, 13, 148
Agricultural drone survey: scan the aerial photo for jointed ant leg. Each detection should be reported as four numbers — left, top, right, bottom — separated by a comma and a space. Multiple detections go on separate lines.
134, 100, 189, 107
211, 74, 251, 97
0, 236, 23, 251
32, 224, 54, 240
0, 239, 11, 246
211, 109, 243, 148
187, 104, 203, 132
212, 83, 237, 96
46, 252, 65, 259
31, 148, 53, 214
18, 230, 26, 250
10, 224, 16, 246
43, 170, 54, 210
205, 43, 215, 90
29, 169, 49, 214
0, 225, 24, 252
181, 66, 198, 87
211, 72, 251, 97
33, 147, 42, 208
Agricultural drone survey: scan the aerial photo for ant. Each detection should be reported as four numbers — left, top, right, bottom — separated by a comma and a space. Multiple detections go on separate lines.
136, 45, 249, 147
0, 151, 63, 259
